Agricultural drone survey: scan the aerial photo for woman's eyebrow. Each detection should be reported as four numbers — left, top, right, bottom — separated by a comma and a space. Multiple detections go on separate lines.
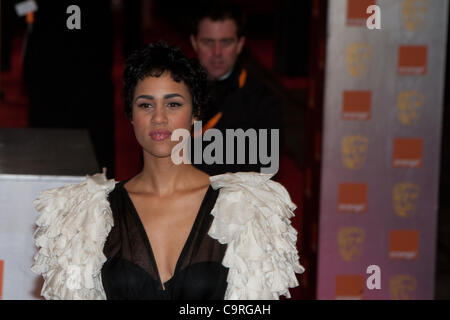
164, 93, 185, 100
135, 94, 154, 102
135, 93, 185, 102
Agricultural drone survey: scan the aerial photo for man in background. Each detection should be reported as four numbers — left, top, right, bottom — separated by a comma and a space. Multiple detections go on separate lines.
189, 1, 282, 176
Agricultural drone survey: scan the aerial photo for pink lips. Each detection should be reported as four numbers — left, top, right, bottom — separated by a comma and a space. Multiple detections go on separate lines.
149, 130, 171, 141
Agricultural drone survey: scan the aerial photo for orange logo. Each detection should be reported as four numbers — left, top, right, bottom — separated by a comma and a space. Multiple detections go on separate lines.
338, 227, 366, 261
346, 0, 376, 26
0, 260, 3, 300
398, 45, 428, 75
389, 230, 419, 259
390, 275, 417, 299
397, 90, 424, 125
341, 135, 369, 170
402, 0, 429, 32
392, 138, 423, 168
338, 183, 367, 213
342, 91, 371, 120
393, 182, 420, 218
335, 274, 365, 299
346, 43, 373, 77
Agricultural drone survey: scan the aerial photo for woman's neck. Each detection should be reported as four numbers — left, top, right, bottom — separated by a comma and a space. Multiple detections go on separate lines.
132, 151, 203, 196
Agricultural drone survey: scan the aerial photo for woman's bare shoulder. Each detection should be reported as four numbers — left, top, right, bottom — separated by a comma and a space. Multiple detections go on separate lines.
189, 166, 211, 190
120, 175, 141, 195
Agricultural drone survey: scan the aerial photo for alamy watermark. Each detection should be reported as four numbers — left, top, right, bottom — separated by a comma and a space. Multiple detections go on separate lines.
171, 121, 279, 174
367, 5, 382, 30
366, 264, 381, 290
66, 5, 81, 30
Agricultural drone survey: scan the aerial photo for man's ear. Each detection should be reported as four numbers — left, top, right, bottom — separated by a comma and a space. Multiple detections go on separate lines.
236, 36, 246, 55
190, 35, 198, 52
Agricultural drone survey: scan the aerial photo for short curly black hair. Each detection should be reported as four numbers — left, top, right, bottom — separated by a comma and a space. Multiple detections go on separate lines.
123, 42, 209, 120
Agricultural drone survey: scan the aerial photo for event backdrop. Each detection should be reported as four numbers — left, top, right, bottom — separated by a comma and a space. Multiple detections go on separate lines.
317, 0, 448, 299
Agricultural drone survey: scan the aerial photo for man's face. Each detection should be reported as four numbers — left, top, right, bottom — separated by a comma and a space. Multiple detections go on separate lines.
190, 18, 245, 80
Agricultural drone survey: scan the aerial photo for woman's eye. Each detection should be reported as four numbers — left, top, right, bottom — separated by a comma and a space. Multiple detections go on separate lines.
168, 102, 182, 108
138, 103, 152, 109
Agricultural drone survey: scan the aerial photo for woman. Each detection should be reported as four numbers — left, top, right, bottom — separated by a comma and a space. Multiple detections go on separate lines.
31, 42, 304, 300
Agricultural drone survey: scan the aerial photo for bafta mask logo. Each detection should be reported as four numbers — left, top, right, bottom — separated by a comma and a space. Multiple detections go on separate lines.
397, 91, 424, 125
402, 0, 429, 32
346, 43, 372, 77
341, 135, 368, 170
390, 275, 417, 300
393, 183, 420, 218
338, 227, 366, 261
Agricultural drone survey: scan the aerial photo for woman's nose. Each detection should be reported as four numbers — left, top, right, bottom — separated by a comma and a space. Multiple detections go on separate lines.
151, 105, 168, 124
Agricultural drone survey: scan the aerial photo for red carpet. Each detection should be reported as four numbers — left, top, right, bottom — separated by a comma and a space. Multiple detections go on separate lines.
0, 29, 28, 128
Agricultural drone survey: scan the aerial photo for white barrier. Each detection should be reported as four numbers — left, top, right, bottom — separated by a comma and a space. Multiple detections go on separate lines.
0, 174, 85, 300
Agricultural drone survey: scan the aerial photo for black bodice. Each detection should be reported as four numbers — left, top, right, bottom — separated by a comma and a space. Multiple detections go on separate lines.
101, 181, 228, 300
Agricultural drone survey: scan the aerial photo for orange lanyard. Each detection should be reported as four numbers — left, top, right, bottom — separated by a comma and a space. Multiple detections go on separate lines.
201, 68, 247, 134
26, 12, 34, 24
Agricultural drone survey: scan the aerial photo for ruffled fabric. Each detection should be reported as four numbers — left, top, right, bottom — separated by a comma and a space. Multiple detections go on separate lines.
31, 172, 116, 300
208, 172, 305, 300
31, 170, 303, 300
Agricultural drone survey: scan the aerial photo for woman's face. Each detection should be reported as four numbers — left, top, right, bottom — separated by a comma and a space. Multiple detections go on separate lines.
131, 72, 194, 159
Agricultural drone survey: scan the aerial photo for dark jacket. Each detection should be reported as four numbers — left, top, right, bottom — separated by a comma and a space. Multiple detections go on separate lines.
192, 63, 282, 176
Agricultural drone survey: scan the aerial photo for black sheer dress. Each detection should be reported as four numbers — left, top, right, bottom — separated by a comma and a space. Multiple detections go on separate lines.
101, 181, 229, 300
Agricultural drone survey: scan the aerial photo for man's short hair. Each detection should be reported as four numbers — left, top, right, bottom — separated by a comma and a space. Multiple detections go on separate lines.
191, 1, 247, 38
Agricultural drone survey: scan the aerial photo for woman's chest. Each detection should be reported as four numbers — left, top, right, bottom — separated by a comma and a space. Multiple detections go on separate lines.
126, 189, 208, 280
130, 193, 202, 248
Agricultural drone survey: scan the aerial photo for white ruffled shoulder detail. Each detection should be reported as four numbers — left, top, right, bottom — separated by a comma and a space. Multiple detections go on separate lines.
31, 172, 116, 300
208, 172, 305, 300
